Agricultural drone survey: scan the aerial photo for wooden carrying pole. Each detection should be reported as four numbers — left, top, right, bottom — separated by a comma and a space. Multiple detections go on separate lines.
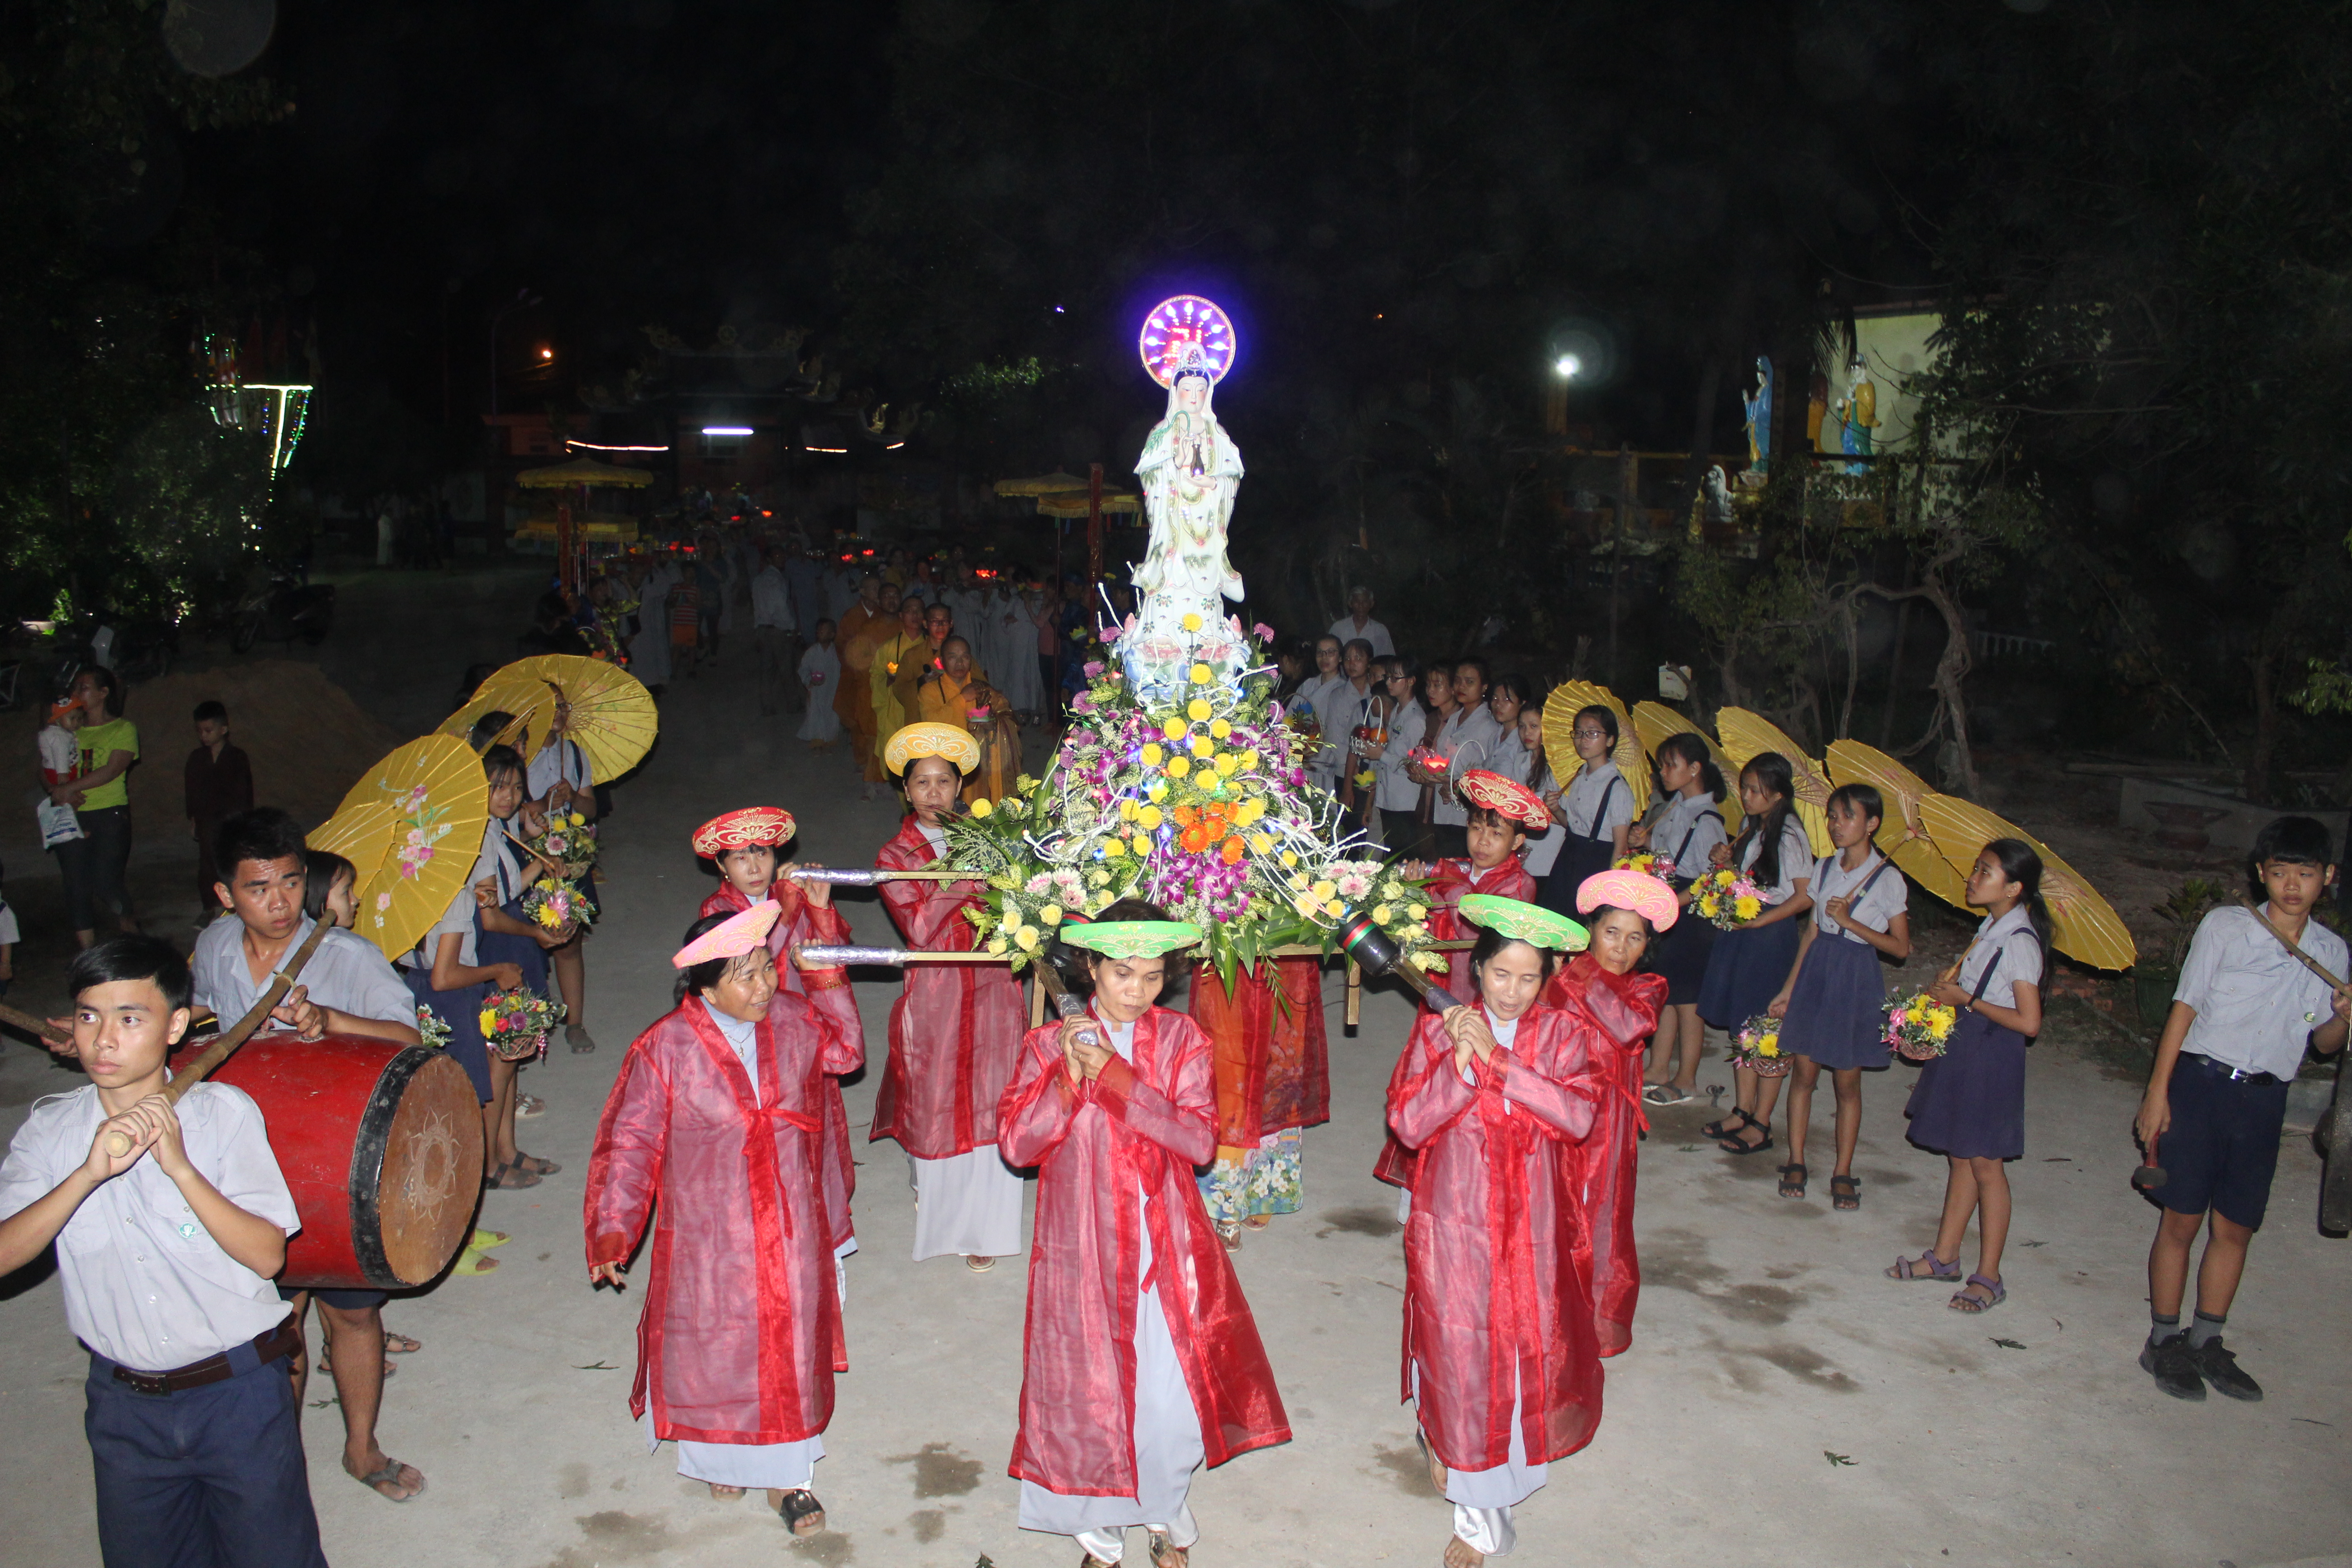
101, 921, 333, 1157
0, 1002, 69, 1047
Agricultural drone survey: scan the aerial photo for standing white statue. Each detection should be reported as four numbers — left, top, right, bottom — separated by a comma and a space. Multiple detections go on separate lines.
1134, 350, 1245, 604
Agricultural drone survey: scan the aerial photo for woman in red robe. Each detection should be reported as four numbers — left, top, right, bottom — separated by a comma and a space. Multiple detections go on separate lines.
873, 722, 1029, 1269
583, 902, 863, 1538
1387, 906, 1606, 1567
691, 807, 862, 1270
998, 903, 1291, 1568
1188, 955, 1328, 1248
1545, 870, 1674, 1357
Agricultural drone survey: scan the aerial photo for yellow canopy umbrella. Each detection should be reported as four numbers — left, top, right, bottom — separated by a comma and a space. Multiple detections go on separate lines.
514, 455, 654, 489
442, 654, 659, 782
1542, 682, 1649, 816
1630, 700, 1740, 834
1825, 740, 1972, 909
1917, 795, 2138, 970
1713, 708, 1833, 856
309, 735, 490, 960
1034, 489, 1141, 518
993, 471, 1088, 497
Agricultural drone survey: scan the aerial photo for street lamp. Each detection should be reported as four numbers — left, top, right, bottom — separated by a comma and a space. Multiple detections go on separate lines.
488, 289, 542, 416
1553, 353, 1582, 380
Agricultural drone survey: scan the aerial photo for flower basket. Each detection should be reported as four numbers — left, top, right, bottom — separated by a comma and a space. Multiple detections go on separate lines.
1883, 990, 1959, 1062
519, 875, 595, 933
1690, 867, 1767, 931
480, 989, 566, 1063
1729, 1013, 1791, 1077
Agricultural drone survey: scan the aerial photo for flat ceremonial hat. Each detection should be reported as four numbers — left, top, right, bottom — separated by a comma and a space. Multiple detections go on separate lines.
1058, 920, 1202, 959
1456, 893, 1588, 951
672, 901, 781, 969
692, 807, 797, 857
882, 721, 981, 776
1576, 868, 1680, 931
1457, 769, 1551, 832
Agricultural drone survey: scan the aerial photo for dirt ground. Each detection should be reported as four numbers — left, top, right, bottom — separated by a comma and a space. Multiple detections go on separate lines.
0, 583, 2347, 1568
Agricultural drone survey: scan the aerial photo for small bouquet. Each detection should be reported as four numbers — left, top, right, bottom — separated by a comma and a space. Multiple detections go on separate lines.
1729, 1013, 1791, 1077
524, 810, 599, 882
414, 1004, 451, 1052
519, 874, 595, 933
1690, 867, 1767, 930
1406, 745, 1450, 784
1882, 990, 1959, 1062
480, 989, 567, 1063
1612, 850, 1677, 887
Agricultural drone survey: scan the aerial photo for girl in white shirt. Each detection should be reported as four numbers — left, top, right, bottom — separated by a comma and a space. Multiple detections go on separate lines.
1697, 753, 1816, 1156
1539, 704, 1633, 916
1766, 784, 1912, 1207
1633, 733, 1728, 1105
1514, 706, 1566, 880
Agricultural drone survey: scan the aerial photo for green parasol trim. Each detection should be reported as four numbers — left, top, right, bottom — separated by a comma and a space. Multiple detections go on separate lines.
1058, 920, 1203, 959
1457, 894, 1589, 952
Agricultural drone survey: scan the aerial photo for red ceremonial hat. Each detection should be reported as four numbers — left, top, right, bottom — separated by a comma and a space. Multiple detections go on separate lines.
691, 807, 797, 858
1456, 769, 1551, 833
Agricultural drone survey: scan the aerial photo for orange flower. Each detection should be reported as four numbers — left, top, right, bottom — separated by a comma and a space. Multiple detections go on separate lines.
1219, 836, 1246, 865
1181, 824, 1214, 853
1173, 804, 1199, 829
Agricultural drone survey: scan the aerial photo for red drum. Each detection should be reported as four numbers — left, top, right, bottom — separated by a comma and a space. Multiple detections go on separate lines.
210, 1032, 484, 1289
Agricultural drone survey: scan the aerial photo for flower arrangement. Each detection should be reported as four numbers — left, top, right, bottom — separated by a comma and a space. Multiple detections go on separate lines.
941, 619, 1440, 985
1690, 867, 1767, 930
1882, 991, 1959, 1061
519, 875, 595, 933
415, 1004, 451, 1052
480, 988, 567, 1063
1612, 850, 1677, 887
1729, 1013, 1790, 1076
525, 810, 599, 882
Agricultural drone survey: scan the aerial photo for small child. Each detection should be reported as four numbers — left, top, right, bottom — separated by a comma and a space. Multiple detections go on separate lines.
2136, 816, 2347, 1401
1767, 784, 1911, 1210
184, 701, 254, 913
1887, 838, 2048, 1313
1401, 790, 1542, 942
798, 619, 843, 748
0, 937, 322, 1568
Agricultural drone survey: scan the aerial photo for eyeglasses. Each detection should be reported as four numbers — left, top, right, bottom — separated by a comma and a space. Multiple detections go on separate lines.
1572, 728, 1609, 740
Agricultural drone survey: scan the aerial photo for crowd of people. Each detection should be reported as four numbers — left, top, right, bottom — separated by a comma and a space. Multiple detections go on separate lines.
0, 556, 2342, 1568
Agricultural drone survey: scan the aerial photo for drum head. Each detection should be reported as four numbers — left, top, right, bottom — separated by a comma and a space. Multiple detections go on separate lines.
355, 1049, 484, 1285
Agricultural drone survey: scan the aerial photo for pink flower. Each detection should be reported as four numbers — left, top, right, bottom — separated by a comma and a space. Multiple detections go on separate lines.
1083, 661, 1104, 677
1253, 622, 1275, 641
1102, 623, 1122, 644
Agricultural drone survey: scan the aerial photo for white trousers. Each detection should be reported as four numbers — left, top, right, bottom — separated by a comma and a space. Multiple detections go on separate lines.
909, 1146, 1027, 1261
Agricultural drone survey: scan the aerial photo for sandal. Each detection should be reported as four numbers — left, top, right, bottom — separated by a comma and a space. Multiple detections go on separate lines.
483, 1161, 542, 1191
964, 1255, 996, 1272
1147, 1529, 1189, 1568
1949, 1274, 2006, 1313
1700, 1106, 1755, 1141
1829, 1174, 1861, 1211
708, 1484, 745, 1501
773, 1487, 825, 1536
512, 1151, 561, 1176
1643, 1083, 1693, 1106
383, 1331, 423, 1353
1719, 1120, 1774, 1155
350, 1457, 424, 1502
1886, 1249, 1962, 1281
1242, 1213, 1272, 1230
1216, 1220, 1243, 1253
1776, 1161, 1808, 1199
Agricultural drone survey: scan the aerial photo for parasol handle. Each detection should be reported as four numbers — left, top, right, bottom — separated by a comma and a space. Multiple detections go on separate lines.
796, 944, 929, 967
788, 868, 966, 886
1337, 911, 1468, 1013
0, 1002, 70, 1048
102, 921, 333, 1158
1030, 956, 1105, 1053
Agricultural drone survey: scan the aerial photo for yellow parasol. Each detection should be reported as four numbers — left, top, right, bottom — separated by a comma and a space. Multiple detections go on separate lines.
1631, 700, 1741, 835
992, 471, 1088, 497
1916, 796, 2137, 970
1713, 708, 1833, 856
442, 654, 659, 782
1542, 682, 1649, 816
513, 455, 655, 490
1034, 489, 1141, 518
308, 735, 490, 960
1825, 740, 1972, 909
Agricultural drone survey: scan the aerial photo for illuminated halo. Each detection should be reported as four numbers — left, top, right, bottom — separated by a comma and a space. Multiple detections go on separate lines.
1139, 295, 1238, 387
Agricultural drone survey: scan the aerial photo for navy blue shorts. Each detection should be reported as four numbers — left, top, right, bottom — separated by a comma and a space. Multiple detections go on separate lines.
276, 1282, 390, 1311
2159, 1054, 2291, 1230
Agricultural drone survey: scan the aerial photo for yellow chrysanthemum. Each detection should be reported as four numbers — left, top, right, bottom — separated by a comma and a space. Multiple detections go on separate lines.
1210, 718, 1232, 739
1213, 753, 1239, 776
1190, 662, 1213, 684
1249, 833, 1272, 853
1140, 742, 1164, 766
1102, 838, 1128, 858
1167, 756, 1192, 778
1181, 612, 1203, 632
1146, 779, 1168, 801
1240, 748, 1260, 770
1280, 850, 1299, 868
478, 1009, 496, 1034
1120, 798, 1140, 820
1163, 717, 1189, 741
1733, 895, 1762, 921
1186, 736, 1210, 760
1235, 797, 1265, 825
568, 812, 586, 827
1187, 698, 1212, 721
1136, 804, 1164, 831
969, 797, 993, 818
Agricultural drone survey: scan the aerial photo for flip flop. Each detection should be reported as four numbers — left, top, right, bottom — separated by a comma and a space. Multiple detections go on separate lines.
469, 1229, 511, 1250
1643, 1083, 1693, 1106
451, 1248, 500, 1276
383, 1332, 423, 1354
352, 1458, 423, 1502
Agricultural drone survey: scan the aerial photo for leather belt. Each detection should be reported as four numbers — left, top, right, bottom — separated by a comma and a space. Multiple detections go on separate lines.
103, 1318, 302, 1396
2180, 1052, 2284, 1088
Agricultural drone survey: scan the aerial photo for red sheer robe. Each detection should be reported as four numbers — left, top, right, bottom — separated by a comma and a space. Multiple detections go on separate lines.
872, 817, 1026, 1158
1387, 1003, 1605, 1473
1541, 957, 1667, 1356
583, 968, 863, 1444
1373, 858, 1539, 1189
700, 882, 858, 1254
1188, 957, 1329, 1148
996, 1005, 1291, 1494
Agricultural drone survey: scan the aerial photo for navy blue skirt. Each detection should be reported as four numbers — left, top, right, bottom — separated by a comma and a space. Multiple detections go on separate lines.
1696, 916, 1800, 1030
1779, 934, 1891, 1070
1653, 903, 1717, 1004
1541, 833, 1616, 917
404, 965, 492, 1103
1905, 1009, 2026, 1160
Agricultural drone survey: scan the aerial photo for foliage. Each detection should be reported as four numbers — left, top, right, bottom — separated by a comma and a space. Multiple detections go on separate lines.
2148, 877, 2230, 971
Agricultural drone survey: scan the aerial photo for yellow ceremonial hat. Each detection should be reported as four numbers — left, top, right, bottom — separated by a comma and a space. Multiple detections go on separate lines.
882, 721, 980, 776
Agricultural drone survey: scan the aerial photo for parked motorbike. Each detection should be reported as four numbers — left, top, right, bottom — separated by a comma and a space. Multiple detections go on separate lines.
231, 573, 335, 653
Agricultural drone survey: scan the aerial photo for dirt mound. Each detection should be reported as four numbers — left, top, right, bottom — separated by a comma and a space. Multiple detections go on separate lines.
4, 660, 407, 857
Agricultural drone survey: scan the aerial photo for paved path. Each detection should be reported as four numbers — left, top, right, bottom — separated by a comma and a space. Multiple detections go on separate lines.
2, 628, 2349, 1568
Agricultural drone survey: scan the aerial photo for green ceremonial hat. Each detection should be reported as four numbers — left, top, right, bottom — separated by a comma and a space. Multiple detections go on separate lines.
1058, 920, 1202, 959
1457, 894, 1588, 953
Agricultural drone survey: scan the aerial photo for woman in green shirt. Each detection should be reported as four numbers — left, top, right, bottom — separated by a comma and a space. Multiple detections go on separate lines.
54, 667, 139, 940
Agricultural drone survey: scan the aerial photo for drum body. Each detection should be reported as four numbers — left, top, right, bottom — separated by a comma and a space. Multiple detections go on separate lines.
212, 1032, 484, 1289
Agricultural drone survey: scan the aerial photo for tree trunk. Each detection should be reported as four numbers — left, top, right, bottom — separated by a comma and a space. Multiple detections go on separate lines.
2247, 632, 2284, 806
1920, 569, 1980, 797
